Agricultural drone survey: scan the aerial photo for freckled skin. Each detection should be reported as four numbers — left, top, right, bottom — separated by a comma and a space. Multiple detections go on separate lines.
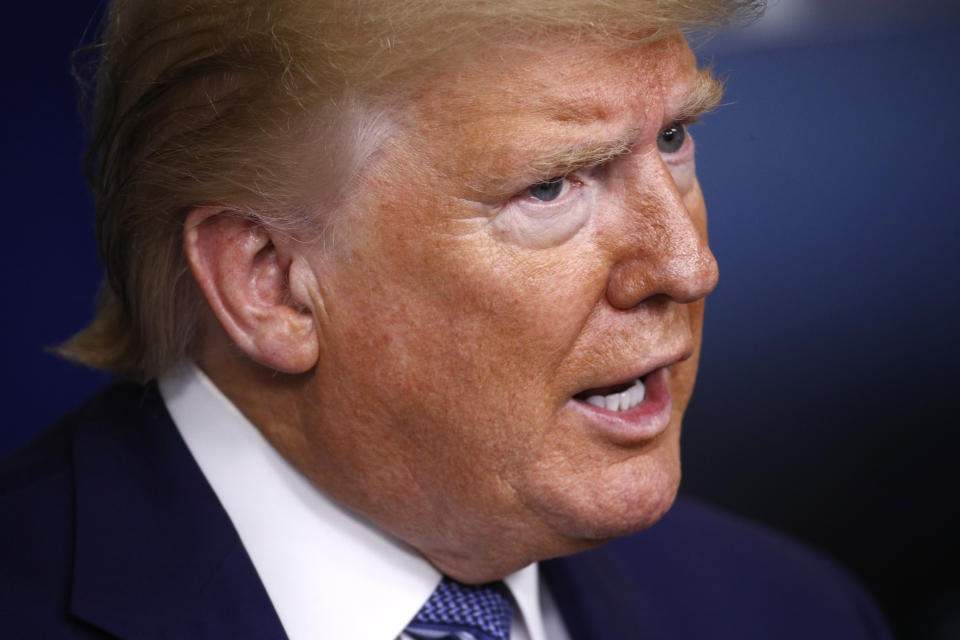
212, 34, 718, 583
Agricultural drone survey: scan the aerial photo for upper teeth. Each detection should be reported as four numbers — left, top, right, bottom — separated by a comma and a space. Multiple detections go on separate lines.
586, 378, 646, 412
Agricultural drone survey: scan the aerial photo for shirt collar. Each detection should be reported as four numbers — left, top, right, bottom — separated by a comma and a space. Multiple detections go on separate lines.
159, 361, 548, 640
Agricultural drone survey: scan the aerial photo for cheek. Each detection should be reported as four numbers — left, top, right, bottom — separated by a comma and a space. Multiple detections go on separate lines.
319, 225, 602, 407
667, 157, 697, 195
668, 298, 706, 415
375, 209, 607, 383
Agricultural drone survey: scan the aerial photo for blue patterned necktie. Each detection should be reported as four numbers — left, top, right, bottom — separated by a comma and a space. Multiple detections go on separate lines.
401, 576, 514, 640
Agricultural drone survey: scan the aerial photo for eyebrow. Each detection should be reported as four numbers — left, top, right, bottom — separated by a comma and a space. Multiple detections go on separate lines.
467, 68, 726, 199
524, 135, 636, 179
525, 68, 725, 178
674, 67, 726, 123
463, 134, 634, 201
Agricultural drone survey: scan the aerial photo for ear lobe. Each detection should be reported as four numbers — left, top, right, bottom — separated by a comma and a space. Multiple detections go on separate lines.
183, 206, 320, 374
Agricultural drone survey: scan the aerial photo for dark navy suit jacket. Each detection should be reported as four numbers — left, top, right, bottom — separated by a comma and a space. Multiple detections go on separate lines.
0, 381, 892, 639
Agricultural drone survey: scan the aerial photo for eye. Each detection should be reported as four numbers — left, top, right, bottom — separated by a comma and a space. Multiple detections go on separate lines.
657, 123, 687, 154
526, 176, 565, 202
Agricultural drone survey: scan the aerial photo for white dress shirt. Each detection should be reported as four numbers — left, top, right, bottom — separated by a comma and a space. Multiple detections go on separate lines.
159, 362, 570, 640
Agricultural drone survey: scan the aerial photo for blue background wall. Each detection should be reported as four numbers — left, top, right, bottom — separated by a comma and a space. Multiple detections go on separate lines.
2, 2, 958, 638
686, 15, 960, 638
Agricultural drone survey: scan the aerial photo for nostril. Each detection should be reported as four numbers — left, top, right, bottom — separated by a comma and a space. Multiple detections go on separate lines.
605, 264, 651, 310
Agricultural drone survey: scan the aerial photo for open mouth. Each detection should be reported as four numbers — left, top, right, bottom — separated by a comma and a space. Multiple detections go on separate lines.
573, 376, 648, 412
570, 366, 674, 441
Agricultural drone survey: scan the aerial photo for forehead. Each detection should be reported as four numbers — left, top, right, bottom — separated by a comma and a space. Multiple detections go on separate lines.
398, 34, 699, 188
417, 34, 696, 119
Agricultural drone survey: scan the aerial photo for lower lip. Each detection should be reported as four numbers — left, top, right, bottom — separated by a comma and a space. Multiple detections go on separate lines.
569, 367, 673, 444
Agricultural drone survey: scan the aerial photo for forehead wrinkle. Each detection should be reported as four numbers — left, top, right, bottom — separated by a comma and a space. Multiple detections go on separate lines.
537, 88, 621, 126
442, 89, 651, 200
531, 54, 658, 128
448, 83, 644, 197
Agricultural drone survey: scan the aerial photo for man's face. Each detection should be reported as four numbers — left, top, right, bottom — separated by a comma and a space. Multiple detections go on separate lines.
296, 34, 719, 581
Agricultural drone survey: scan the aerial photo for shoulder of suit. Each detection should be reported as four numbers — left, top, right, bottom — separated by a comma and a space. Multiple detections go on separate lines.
597, 495, 893, 639
0, 380, 151, 493
0, 381, 159, 636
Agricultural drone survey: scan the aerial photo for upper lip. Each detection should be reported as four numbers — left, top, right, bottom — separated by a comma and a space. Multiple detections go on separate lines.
573, 344, 694, 396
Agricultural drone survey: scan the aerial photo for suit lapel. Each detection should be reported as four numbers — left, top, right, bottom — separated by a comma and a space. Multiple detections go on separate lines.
68, 382, 287, 639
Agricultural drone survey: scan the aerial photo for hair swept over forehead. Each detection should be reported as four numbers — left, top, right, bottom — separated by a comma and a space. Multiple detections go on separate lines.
63, 0, 764, 381
101, 0, 761, 91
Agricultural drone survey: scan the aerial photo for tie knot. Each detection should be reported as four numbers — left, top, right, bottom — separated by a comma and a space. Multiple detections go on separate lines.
403, 576, 514, 640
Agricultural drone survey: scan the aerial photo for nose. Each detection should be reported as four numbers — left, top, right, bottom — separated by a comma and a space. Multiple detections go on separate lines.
605, 157, 719, 310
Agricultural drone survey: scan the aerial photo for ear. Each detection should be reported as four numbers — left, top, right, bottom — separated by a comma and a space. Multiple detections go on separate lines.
183, 206, 320, 374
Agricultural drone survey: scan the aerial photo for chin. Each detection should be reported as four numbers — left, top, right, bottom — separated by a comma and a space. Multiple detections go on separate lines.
527, 438, 683, 557
584, 462, 680, 541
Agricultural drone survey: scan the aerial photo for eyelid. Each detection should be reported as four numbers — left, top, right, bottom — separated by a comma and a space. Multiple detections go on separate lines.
519, 173, 580, 204
662, 117, 697, 135
525, 165, 586, 191
523, 140, 633, 187
546, 155, 617, 184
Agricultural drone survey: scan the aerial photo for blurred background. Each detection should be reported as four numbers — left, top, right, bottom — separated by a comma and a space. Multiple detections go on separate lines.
1, 1, 958, 638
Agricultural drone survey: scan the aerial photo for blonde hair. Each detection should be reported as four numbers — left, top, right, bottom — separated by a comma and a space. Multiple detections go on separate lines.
60, 0, 763, 381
